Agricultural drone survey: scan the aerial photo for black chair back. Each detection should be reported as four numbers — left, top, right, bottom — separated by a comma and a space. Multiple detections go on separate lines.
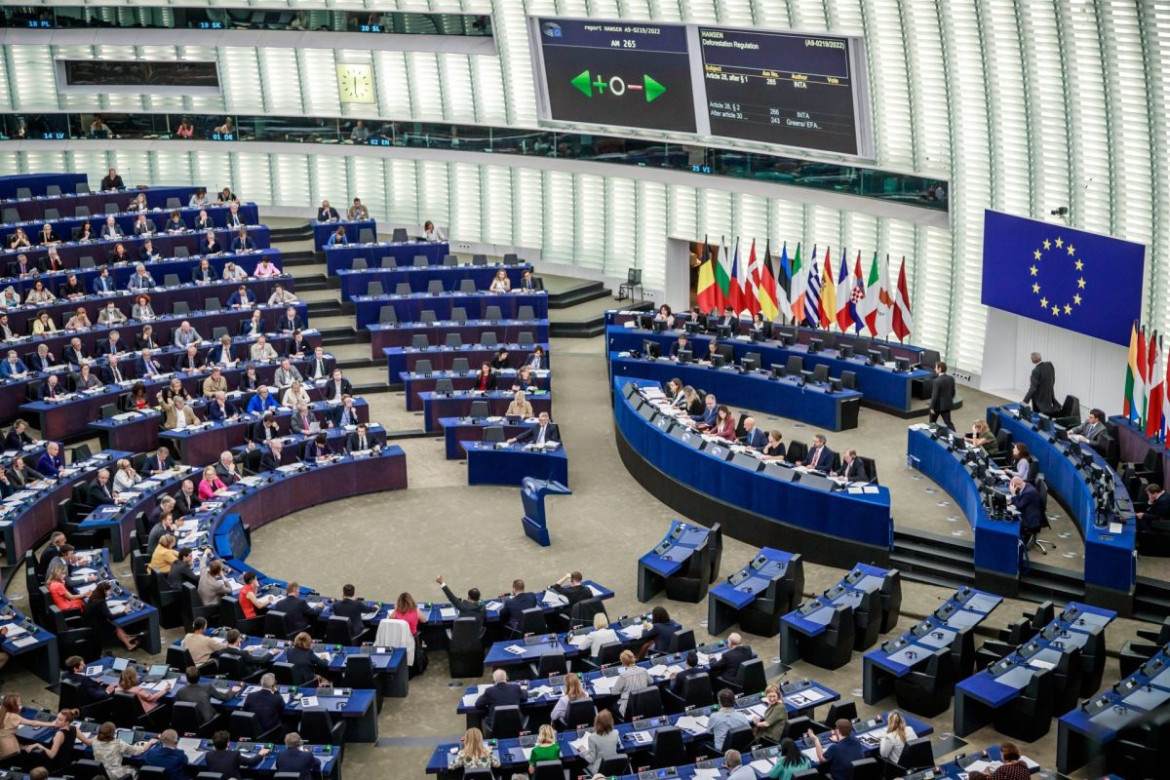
626, 686, 664, 720
564, 697, 597, 729
488, 705, 524, 740
532, 760, 564, 780
649, 726, 687, 768
518, 607, 547, 635
898, 737, 935, 771
171, 700, 207, 735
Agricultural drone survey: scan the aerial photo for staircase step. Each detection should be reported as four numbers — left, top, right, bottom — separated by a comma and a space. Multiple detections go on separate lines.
322, 331, 364, 347
307, 301, 343, 316
295, 277, 331, 293
270, 224, 314, 242
548, 281, 609, 310
279, 251, 320, 268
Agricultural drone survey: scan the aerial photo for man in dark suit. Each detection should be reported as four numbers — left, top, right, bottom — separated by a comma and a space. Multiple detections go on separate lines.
1137, 483, 1170, 533
29, 345, 55, 373
167, 548, 201, 589
175, 666, 239, 724
100, 167, 125, 191
144, 446, 176, 476
92, 269, 116, 294
35, 532, 66, 581
1010, 477, 1043, 536
270, 582, 320, 634
259, 440, 283, 472
523, 346, 548, 370
202, 730, 268, 776
345, 423, 377, 454
330, 396, 360, 428
668, 652, 705, 696
498, 579, 538, 633
174, 479, 200, 516
550, 571, 591, 606
708, 633, 754, 683
278, 307, 303, 333
241, 674, 284, 736
1023, 352, 1059, 415
669, 334, 690, 359
929, 361, 956, 429
136, 348, 164, 379
174, 345, 204, 374
87, 469, 116, 506
250, 413, 281, 445
63, 655, 116, 704
207, 392, 238, 422
141, 730, 188, 780
4, 420, 33, 450
474, 669, 528, 734
330, 584, 367, 641
435, 575, 486, 630
1070, 409, 1109, 448
834, 449, 869, 483
509, 412, 559, 445
316, 200, 340, 222
801, 435, 834, 472
323, 369, 353, 401
63, 338, 89, 370
274, 733, 316, 780
738, 417, 767, 449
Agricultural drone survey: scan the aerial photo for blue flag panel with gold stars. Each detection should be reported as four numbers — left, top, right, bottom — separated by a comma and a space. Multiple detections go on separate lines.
980, 210, 1145, 346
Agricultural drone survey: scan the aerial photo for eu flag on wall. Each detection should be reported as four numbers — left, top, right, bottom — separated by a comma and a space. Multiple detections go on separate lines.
980, 210, 1146, 346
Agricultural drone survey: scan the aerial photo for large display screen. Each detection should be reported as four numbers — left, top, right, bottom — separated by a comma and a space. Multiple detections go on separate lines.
530, 17, 873, 158
697, 27, 864, 155
532, 18, 697, 134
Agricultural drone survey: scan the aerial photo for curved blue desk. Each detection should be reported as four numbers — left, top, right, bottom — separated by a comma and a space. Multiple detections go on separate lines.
637, 521, 711, 602
337, 262, 530, 301
614, 377, 892, 570
324, 239, 448, 273
465, 442, 568, 487
354, 290, 548, 329
311, 218, 376, 250
990, 406, 1136, 611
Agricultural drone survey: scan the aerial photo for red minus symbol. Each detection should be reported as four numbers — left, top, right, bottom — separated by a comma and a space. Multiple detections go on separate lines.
629, 85, 643, 90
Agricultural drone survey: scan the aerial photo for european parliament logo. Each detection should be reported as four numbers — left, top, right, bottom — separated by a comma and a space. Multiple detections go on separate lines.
981, 210, 1145, 346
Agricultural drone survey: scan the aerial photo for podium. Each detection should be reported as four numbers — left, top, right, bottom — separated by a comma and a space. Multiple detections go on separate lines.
520, 476, 572, 546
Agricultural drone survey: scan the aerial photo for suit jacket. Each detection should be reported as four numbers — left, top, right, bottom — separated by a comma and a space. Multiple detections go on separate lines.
1024, 361, 1059, 414
271, 595, 319, 634
29, 353, 55, 372
249, 421, 280, 444
142, 455, 176, 475
695, 405, 718, 427
241, 688, 284, 735
92, 275, 116, 294
669, 665, 705, 694
279, 316, 304, 332
259, 451, 281, 472
345, 432, 375, 453
136, 357, 164, 379
1145, 492, 1170, 523
474, 681, 526, 713
215, 462, 239, 485
317, 207, 340, 222
167, 558, 200, 589
203, 748, 263, 776
207, 399, 237, 421
1012, 483, 1043, 532
174, 352, 204, 372
739, 428, 767, 450
305, 357, 330, 381
331, 598, 367, 638
471, 371, 497, 392
524, 354, 548, 369
35, 452, 63, 476
515, 423, 560, 445
0, 359, 27, 378
440, 584, 486, 628
4, 430, 32, 450
291, 411, 319, 435
64, 670, 111, 704
1071, 419, 1108, 445
87, 479, 115, 505
323, 378, 352, 401
931, 373, 956, 412
175, 681, 230, 723
63, 345, 89, 368
274, 748, 315, 780
841, 458, 869, 483
38, 382, 63, 401
499, 591, 538, 630
227, 290, 256, 308
174, 490, 200, 516
192, 267, 216, 284
805, 446, 835, 472
161, 401, 199, 430
331, 404, 360, 428
709, 645, 754, 682
273, 366, 303, 388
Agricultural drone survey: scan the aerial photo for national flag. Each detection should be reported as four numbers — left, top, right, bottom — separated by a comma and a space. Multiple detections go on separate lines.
790, 243, 808, 325
819, 246, 837, 329
743, 238, 761, 318
1124, 321, 1139, 420
1136, 326, 1148, 426
714, 236, 733, 313
834, 249, 852, 332
756, 240, 780, 321
1163, 339, 1170, 441
861, 251, 881, 336
849, 251, 867, 333
774, 242, 793, 320
804, 254, 822, 329
1146, 330, 1159, 431
695, 236, 719, 312
729, 238, 744, 316
892, 257, 913, 341
877, 254, 896, 338
1148, 334, 1165, 439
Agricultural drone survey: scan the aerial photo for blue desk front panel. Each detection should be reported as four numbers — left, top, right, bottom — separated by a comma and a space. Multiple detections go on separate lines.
465, 442, 568, 487
355, 291, 548, 329
324, 240, 448, 273
337, 263, 530, 301
311, 218, 377, 251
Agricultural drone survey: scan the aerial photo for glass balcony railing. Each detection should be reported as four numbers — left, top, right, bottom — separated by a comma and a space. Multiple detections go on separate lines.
0, 112, 949, 211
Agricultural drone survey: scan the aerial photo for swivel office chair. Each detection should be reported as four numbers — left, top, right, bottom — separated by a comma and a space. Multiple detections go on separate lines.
648, 726, 687, 768
992, 666, 1054, 741
894, 646, 955, 718
797, 604, 855, 670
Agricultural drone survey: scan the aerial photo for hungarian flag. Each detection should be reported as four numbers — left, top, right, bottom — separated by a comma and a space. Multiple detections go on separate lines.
849, 251, 867, 333
695, 236, 719, 312
1148, 333, 1165, 439
861, 251, 882, 336
892, 257, 913, 341
834, 250, 852, 332
804, 253, 822, 329
774, 242, 793, 320
714, 236, 733, 314
819, 246, 837, 329
790, 243, 808, 325
755, 240, 781, 320
1124, 322, 1139, 420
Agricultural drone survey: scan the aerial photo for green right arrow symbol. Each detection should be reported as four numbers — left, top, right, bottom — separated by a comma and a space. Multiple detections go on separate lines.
571, 70, 593, 97
644, 74, 666, 102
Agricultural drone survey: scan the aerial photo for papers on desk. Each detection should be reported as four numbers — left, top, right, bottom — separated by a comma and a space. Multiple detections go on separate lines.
485, 600, 504, 612
694, 769, 723, 780
542, 590, 569, 608
3, 624, 29, 640
7, 490, 35, 502
178, 737, 205, 765
749, 759, 776, 775
299, 696, 319, 708
620, 624, 644, 640
72, 567, 98, 578
7, 635, 36, 649
674, 715, 709, 734
590, 676, 617, 695
503, 644, 526, 656
277, 464, 302, 473
77, 583, 98, 597
438, 607, 458, 621
109, 602, 127, 616
239, 476, 263, 487
847, 485, 881, 494
527, 685, 554, 699
140, 680, 170, 693
786, 688, 826, 707
744, 703, 768, 719
801, 746, 821, 762
112, 411, 140, 421
569, 735, 589, 753
626, 731, 652, 746
568, 634, 592, 650
587, 584, 603, 597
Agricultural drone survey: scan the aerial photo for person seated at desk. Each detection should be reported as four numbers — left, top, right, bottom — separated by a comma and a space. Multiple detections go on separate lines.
7, 454, 43, 489
175, 344, 205, 375
241, 674, 284, 738
489, 347, 512, 371
286, 330, 309, 359
474, 669, 527, 733
313, 366, 349, 400
159, 373, 192, 399
240, 308, 265, 338
451, 727, 500, 771
832, 448, 869, 483
1010, 476, 1042, 538
197, 560, 230, 607
249, 385, 281, 416
64, 306, 91, 331
799, 434, 834, 472
225, 201, 245, 228
92, 719, 156, 779
709, 632, 753, 681
38, 246, 65, 274
289, 402, 318, 436
317, 200, 340, 222
423, 219, 444, 242
286, 631, 330, 686
654, 304, 676, 329
277, 306, 303, 333
218, 186, 236, 204
274, 733, 316, 780
1069, 408, 1109, 449
190, 259, 216, 286
139, 729, 187, 780
325, 225, 348, 247
36, 441, 64, 478
967, 418, 997, 455
329, 583, 369, 640
511, 365, 537, 393
612, 649, 653, 719
806, 719, 865, 780
234, 365, 259, 394
100, 216, 123, 240
255, 439, 282, 472
202, 365, 228, 397
74, 364, 103, 391
63, 337, 89, 369
38, 373, 64, 401
175, 663, 239, 723
1010, 442, 1035, 483
140, 239, 163, 264
226, 283, 256, 309
250, 335, 278, 362
150, 534, 181, 573
738, 416, 768, 449
237, 571, 274, 622
639, 605, 682, 656
89, 268, 118, 298
518, 269, 541, 291
200, 230, 224, 256
59, 273, 85, 301
30, 311, 59, 339
253, 255, 280, 279
135, 348, 164, 380
127, 294, 155, 321
173, 320, 203, 349
467, 362, 496, 392
488, 268, 511, 293
551, 570, 591, 606
26, 281, 56, 307
274, 357, 303, 391
231, 229, 255, 254
668, 651, 703, 694
508, 411, 559, 445
160, 393, 199, 430
706, 688, 752, 752
127, 264, 157, 292
202, 729, 268, 777
527, 724, 561, 771
108, 242, 134, 265
498, 578, 538, 633
223, 260, 248, 283
269, 282, 299, 306
7, 253, 36, 278
144, 445, 176, 476
663, 378, 684, 407
215, 450, 240, 486
96, 301, 128, 328
134, 324, 160, 351
434, 574, 485, 628
6, 227, 31, 249
197, 466, 227, 501
193, 209, 212, 231
4, 419, 33, 448
345, 422, 379, 454
207, 390, 238, 422
507, 390, 533, 418
113, 458, 141, 495
160, 210, 186, 234
76, 221, 96, 243
669, 334, 691, 360
132, 213, 156, 237
702, 403, 733, 440
523, 345, 548, 370
19, 707, 93, 774
85, 581, 141, 651
1136, 483, 1170, 534
271, 581, 321, 634
673, 385, 700, 416
693, 393, 718, 429
167, 546, 204, 590
303, 431, 332, 462
63, 655, 116, 705
208, 334, 239, 369
46, 565, 84, 611
329, 394, 359, 427
348, 197, 370, 221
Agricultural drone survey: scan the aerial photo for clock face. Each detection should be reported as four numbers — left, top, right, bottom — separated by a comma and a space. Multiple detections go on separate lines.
336, 63, 375, 104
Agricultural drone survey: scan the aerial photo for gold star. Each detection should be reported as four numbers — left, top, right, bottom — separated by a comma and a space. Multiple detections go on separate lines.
1055, 237, 1063, 248
1032, 283, 1041, 294
1051, 305, 1060, 316
1034, 249, 1042, 260
1067, 244, 1075, 256
1074, 294, 1082, 305
1043, 240, 1051, 250
1075, 259, 1083, 271
1030, 265, 1038, 276
1064, 304, 1072, 315
1078, 277, 1086, 289
1040, 297, 1049, 308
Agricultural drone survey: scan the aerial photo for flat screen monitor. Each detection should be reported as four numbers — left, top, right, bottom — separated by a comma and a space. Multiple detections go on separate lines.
730, 452, 763, 472
828, 378, 843, 392
636, 401, 657, 422
711, 354, 727, 368
677, 348, 693, 364
717, 325, 732, 339
684, 321, 702, 334
763, 462, 797, 482
642, 339, 661, 359
741, 354, 760, 372
622, 382, 639, 399
703, 442, 732, 460
808, 337, 823, 354
799, 473, 836, 492
894, 357, 911, 372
